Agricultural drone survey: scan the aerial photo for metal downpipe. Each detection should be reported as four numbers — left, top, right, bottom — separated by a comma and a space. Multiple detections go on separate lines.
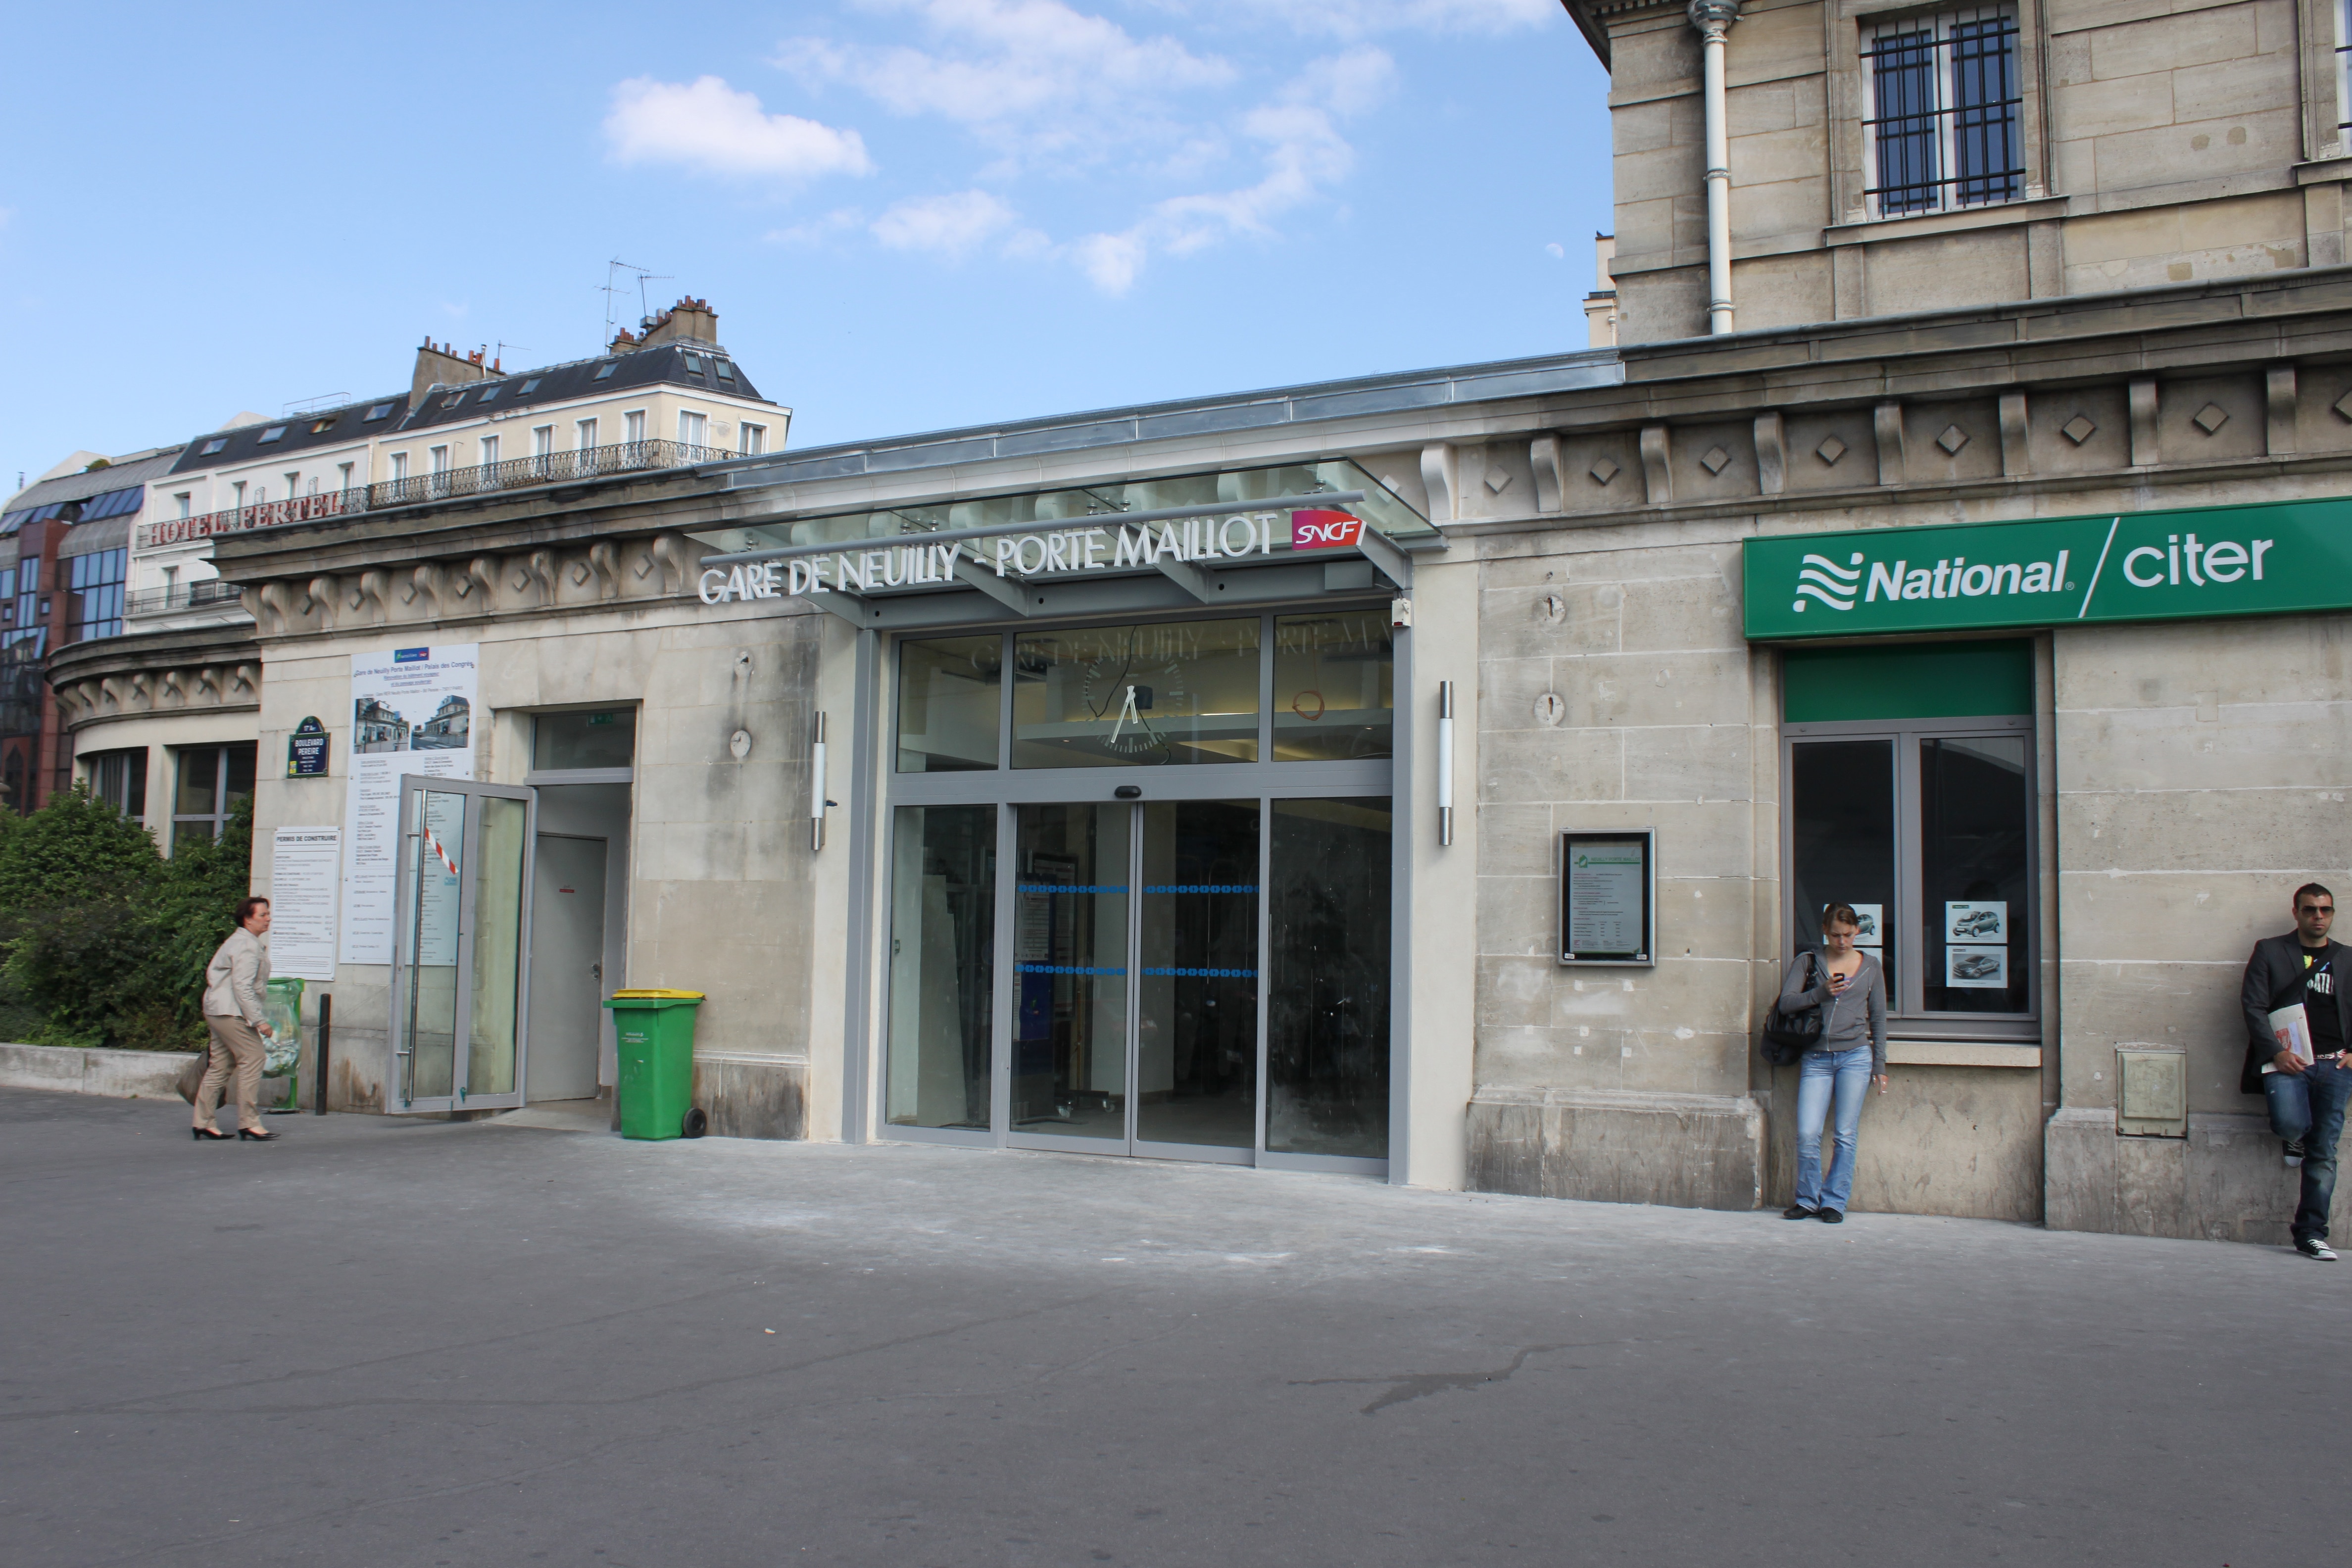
1690, 0, 1741, 336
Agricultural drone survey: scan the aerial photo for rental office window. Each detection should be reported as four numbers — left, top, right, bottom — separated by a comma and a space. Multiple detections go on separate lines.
577, 417, 598, 450
390, 452, 409, 481
85, 747, 146, 817
739, 422, 767, 455
624, 410, 646, 445
1863, 6, 2023, 217
171, 742, 256, 849
480, 434, 499, 467
679, 410, 708, 447
532, 425, 554, 458
66, 548, 126, 642
1781, 640, 2037, 1029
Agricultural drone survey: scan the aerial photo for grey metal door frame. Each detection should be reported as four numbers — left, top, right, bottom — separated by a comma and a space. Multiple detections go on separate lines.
387, 775, 537, 1114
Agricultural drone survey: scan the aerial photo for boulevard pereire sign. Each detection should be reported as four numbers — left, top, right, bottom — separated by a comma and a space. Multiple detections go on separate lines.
1742, 495, 2352, 639
698, 508, 1368, 604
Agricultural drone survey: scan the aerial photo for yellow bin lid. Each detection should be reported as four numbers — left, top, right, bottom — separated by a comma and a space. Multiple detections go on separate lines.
609, 988, 706, 999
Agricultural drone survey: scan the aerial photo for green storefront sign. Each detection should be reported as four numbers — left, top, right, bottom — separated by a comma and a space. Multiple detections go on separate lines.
1742, 494, 2352, 640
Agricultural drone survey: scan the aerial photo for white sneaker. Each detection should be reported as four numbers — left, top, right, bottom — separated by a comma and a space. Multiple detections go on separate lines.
2295, 1236, 2338, 1261
2285, 1138, 2306, 1168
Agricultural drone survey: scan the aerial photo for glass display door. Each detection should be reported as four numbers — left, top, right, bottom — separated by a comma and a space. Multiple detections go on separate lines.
891, 793, 1389, 1168
387, 778, 535, 1114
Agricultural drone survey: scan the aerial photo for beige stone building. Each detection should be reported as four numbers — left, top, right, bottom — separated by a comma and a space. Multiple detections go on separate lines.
58, 0, 2352, 1246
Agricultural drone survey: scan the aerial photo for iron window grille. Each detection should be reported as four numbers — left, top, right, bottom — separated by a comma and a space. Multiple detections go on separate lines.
1862, 6, 2024, 218
2338, 0, 2351, 143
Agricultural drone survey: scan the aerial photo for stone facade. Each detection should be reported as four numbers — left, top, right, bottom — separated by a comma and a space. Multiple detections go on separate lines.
1577, 0, 2352, 341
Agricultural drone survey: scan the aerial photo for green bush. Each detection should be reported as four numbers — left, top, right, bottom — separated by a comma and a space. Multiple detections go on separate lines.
0, 788, 253, 1050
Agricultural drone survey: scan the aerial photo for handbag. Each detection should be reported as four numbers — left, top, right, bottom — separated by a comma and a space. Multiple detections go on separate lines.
1761, 952, 1827, 1066
176, 1048, 209, 1106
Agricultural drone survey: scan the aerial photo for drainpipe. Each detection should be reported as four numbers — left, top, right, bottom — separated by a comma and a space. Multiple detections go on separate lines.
1689, 0, 1741, 335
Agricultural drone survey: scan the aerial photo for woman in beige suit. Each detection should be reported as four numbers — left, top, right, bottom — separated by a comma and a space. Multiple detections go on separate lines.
194, 896, 280, 1142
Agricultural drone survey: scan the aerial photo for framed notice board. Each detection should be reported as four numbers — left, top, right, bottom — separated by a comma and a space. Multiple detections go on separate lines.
1559, 830, 1655, 966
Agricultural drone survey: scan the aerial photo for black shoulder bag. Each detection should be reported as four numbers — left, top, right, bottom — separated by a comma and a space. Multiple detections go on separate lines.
1761, 952, 1827, 1066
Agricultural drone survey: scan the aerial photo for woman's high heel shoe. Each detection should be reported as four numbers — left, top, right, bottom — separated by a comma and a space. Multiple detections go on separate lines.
237, 1128, 279, 1141
193, 1127, 231, 1141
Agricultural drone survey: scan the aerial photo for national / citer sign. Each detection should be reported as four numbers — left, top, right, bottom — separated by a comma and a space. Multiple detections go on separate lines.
1741, 495, 2352, 640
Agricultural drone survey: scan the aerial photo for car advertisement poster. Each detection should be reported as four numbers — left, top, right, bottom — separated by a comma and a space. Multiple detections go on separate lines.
339, 645, 479, 965
1945, 901, 2007, 943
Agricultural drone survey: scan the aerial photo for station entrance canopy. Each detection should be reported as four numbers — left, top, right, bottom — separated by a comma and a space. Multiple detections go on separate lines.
686, 460, 1439, 631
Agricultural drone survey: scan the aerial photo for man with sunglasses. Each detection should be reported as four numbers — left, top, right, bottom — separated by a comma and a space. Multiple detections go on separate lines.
2242, 883, 2352, 1260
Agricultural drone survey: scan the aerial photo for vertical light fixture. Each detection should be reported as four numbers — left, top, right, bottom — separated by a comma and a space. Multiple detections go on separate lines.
809, 710, 828, 851
1437, 681, 1455, 847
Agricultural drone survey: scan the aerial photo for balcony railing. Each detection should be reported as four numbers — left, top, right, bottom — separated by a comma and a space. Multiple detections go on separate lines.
125, 580, 245, 619
135, 439, 738, 550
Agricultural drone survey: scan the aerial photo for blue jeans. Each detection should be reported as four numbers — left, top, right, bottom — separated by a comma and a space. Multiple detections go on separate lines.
2265, 1059, 2352, 1242
1794, 1044, 1873, 1214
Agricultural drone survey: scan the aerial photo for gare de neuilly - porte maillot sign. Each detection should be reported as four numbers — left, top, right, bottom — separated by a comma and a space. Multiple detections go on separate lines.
1742, 494, 2352, 639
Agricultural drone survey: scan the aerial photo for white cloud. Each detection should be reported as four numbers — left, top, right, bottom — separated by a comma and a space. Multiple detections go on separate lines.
780, 0, 1233, 168
1072, 231, 1147, 293
1236, 0, 1558, 37
872, 190, 1020, 258
766, 207, 869, 246
605, 76, 874, 180
1290, 45, 1397, 116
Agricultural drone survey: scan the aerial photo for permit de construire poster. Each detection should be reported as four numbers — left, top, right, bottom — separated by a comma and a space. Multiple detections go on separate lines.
339, 645, 479, 965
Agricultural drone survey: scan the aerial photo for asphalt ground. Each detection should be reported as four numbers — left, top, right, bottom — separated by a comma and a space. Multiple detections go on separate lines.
1, 1085, 2341, 1568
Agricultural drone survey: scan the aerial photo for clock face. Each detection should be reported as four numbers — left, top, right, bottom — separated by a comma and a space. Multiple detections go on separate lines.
1082, 641, 1183, 758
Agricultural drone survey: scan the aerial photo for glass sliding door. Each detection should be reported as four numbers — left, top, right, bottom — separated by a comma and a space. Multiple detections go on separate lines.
885, 804, 997, 1132
1267, 797, 1392, 1160
1010, 803, 1130, 1145
1135, 799, 1260, 1155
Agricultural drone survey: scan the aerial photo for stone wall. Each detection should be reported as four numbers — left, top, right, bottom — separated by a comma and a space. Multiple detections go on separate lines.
1598, 0, 2342, 341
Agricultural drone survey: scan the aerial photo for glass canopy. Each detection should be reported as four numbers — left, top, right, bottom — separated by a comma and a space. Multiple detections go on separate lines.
686, 458, 1434, 563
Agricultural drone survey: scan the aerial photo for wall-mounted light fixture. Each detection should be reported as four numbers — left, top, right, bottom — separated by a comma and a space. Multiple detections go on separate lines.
1437, 681, 1455, 847
810, 711, 828, 851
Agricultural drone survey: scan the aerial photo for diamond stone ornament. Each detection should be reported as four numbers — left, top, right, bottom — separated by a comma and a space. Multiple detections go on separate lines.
2193, 402, 2229, 434
1589, 457, 1620, 486
1816, 435, 1848, 465
1701, 445, 1731, 475
2061, 414, 2097, 445
1937, 424, 1968, 455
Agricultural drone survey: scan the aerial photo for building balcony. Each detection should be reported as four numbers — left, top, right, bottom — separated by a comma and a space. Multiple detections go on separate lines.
134, 440, 738, 550
125, 580, 245, 620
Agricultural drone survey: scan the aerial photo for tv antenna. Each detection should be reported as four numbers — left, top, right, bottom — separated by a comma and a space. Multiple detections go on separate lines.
601, 260, 670, 346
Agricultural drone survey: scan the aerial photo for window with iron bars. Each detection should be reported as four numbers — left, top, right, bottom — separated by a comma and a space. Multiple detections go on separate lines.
1863, 6, 2024, 218
2337, 0, 2351, 147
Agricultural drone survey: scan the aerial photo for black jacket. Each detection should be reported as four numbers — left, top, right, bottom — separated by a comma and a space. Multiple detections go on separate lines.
2239, 933, 2352, 1093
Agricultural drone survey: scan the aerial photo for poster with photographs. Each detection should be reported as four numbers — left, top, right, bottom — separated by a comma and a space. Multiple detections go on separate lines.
339, 645, 479, 965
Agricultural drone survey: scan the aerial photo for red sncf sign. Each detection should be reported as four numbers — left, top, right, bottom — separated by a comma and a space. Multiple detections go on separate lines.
1290, 509, 1364, 550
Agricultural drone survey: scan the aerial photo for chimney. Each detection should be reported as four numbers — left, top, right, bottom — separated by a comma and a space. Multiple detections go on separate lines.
637, 297, 721, 350
411, 337, 499, 404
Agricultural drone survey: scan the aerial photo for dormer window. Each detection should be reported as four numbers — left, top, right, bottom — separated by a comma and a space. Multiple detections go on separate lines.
441, 392, 466, 409
1863, 6, 2022, 218
683, 353, 703, 374
594, 362, 617, 381
521, 378, 542, 393
258, 426, 288, 444
714, 359, 735, 384
199, 438, 228, 455
478, 386, 499, 403
364, 403, 394, 422
309, 417, 336, 434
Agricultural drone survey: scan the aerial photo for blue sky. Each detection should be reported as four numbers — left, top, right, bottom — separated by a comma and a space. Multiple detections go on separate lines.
0, 0, 1611, 490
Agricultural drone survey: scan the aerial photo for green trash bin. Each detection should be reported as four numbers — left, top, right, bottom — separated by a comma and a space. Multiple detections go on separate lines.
261, 977, 303, 1114
604, 989, 707, 1140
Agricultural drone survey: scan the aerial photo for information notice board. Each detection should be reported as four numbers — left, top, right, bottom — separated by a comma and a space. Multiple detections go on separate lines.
1559, 830, 1655, 967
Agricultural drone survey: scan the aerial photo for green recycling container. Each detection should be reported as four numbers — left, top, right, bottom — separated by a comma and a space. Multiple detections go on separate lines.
604, 989, 707, 1140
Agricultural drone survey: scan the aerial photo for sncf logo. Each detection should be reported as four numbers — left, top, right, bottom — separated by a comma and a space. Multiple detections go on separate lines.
1290, 509, 1364, 550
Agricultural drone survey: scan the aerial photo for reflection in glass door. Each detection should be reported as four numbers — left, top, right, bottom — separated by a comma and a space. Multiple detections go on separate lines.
1267, 798, 1391, 1158
388, 778, 535, 1113
1137, 800, 1260, 1155
1010, 804, 1129, 1145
